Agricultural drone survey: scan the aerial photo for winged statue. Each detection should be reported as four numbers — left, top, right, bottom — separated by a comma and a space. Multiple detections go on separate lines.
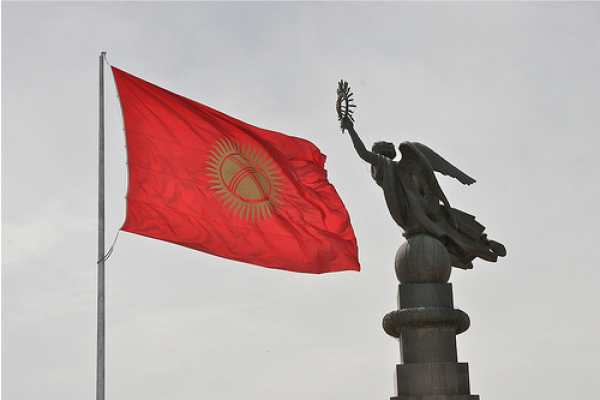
336, 80, 505, 269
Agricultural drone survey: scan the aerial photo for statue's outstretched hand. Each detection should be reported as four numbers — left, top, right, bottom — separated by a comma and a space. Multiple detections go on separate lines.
340, 116, 354, 133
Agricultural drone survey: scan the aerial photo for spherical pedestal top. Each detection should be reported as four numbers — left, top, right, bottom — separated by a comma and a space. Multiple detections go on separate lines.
395, 234, 451, 283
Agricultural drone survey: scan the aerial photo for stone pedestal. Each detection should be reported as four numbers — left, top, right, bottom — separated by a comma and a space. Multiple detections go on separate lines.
383, 234, 479, 400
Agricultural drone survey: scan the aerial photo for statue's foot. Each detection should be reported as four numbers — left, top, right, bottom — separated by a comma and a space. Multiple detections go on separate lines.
487, 239, 506, 257
451, 259, 474, 270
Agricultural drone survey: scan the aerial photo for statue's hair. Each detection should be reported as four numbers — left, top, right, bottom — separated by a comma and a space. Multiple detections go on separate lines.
372, 141, 396, 159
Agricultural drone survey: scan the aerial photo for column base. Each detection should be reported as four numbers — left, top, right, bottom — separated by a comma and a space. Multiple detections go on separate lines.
392, 396, 480, 400
394, 362, 476, 398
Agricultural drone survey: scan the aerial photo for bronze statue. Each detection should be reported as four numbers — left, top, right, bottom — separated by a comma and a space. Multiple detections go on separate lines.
336, 80, 505, 269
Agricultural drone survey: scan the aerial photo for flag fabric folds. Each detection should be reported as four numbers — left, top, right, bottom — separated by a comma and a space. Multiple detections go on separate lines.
111, 67, 359, 273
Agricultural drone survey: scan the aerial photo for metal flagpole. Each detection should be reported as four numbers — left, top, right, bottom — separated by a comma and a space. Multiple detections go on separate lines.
97, 51, 107, 400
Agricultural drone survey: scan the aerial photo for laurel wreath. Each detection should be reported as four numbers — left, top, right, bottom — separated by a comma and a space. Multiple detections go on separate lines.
336, 80, 356, 132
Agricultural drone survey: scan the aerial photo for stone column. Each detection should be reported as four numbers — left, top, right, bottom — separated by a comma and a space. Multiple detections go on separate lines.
382, 234, 480, 400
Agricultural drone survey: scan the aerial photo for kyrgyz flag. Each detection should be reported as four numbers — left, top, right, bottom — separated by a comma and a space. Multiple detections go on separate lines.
111, 67, 359, 273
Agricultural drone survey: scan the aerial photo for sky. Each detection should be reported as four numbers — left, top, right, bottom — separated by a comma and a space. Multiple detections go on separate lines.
3, 2, 600, 399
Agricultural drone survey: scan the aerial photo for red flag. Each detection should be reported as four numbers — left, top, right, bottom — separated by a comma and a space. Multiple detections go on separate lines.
111, 67, 359, 273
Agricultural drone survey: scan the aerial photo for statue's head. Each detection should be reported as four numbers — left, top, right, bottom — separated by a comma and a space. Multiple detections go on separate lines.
372, 141, 396, 159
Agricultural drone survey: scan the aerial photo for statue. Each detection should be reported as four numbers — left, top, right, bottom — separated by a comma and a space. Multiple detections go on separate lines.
336, 81, 505, 269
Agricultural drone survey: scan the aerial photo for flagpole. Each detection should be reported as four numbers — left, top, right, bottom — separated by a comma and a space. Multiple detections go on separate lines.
97, 51, 106, 400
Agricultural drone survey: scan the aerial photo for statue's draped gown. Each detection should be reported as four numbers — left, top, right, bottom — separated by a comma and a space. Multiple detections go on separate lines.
371, 153, 500, 269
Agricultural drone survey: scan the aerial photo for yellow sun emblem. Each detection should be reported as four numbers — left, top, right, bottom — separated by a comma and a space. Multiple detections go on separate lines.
206, 138, 284, 222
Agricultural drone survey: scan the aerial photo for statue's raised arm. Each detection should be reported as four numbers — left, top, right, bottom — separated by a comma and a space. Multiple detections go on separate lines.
336, 80, 505, 269
336, 81, 378, 165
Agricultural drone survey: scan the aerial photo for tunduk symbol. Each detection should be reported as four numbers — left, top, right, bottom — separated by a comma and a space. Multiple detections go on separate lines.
206, 138, 283, 222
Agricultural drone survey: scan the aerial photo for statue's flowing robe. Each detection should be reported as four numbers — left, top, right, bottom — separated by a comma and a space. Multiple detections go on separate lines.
371, 154, 497, 269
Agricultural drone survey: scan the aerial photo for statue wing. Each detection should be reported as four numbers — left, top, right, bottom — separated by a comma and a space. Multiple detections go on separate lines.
398, 142, 460, 228
411, 142, 476, 185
